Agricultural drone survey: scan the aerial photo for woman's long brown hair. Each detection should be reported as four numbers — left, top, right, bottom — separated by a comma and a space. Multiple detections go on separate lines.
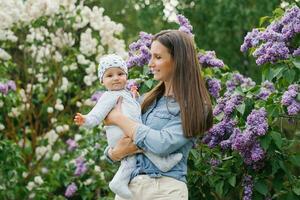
141, 30, 213, 138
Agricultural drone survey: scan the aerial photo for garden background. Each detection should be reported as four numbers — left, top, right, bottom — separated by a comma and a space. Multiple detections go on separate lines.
0, 0, 300, 199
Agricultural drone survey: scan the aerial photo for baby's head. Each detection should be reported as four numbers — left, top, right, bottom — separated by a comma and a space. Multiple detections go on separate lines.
98, 54, 128, 91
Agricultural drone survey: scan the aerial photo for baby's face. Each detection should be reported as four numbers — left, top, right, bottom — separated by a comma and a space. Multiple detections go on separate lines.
102, 67, 127, 91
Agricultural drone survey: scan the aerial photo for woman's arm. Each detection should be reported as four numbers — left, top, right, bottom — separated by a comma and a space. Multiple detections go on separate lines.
106, 97, 190, 157
105, 96, 139, 139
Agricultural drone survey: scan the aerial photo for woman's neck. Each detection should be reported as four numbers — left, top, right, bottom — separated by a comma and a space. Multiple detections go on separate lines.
163, 81, 174, 97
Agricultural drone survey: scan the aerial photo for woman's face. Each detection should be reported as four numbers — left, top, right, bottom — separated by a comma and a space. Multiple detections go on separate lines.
148, 40, 174, 82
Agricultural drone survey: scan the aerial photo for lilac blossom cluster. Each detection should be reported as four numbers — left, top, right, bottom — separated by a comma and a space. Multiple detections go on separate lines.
177, 14, 193, 36
226, 73, 256, 93
213, 94, 244, 117
65, 182, 77, 197
231, 108, 268, 168
126, 32, 153, 68
0, 80, 16, 95
74, 156, 87, 176
66, 139, 78, 151
202, 118, 236, 148
198, 51, 225, 68
281, 84, 300, 115
257, 80, 275, 100
242, 175, 253, 200
90, 91, 103, 102
241, 6, 300, 65
209, 158, 222, 168
207, 78, 221, 98
126, 79, 140, 90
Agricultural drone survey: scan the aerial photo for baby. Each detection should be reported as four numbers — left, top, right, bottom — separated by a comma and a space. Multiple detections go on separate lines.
74, 54, 182, 199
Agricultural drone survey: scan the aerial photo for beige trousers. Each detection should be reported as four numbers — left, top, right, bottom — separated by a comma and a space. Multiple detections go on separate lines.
114, 175, 188, 200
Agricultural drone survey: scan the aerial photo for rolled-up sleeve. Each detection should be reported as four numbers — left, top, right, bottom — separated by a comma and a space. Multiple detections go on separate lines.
134, 115, 189, 157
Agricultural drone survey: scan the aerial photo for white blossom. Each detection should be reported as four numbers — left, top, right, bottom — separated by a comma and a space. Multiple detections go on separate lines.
76, 101, 82, 107
0, 48, 11, 60
44, 129, 58, 145
84, 178, 93, 186
0, 123, 5, 130
34, 176, 44, 185
52, 153, 60, 161
47, 107, 54, 113
26, 181, 36, 191
74, 134, 82, 141
36, 146, 48, 160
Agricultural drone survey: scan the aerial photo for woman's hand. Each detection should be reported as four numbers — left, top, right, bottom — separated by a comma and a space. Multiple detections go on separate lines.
104, 96, 123, 125
108, 136, 143, 161
74, 113, 85, 126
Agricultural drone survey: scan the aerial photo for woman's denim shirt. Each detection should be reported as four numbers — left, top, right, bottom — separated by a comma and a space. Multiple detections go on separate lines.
131, 96, 194, 183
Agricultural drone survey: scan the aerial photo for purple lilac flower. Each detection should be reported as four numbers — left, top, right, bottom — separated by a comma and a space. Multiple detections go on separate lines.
257, 81, 275, 100
231, 108, 268, 167
250, 142, 265, 162
241, 6, 300, 65
240, 29, 261, 52
198, 51, 225, 68
223, 95, 244, 116
213, 94, 243, 117
7, 80, 16, 91
127, 32, 153, 68
246, 108, 268, 136
202, 119, 236, 148
177, 14, 193, 36
126, 79, 140, 90
66, 139, 78, 151
74, 157, 87, 176
253, 41, 289, 65
287, 100, 300, 115
220, 128, 241, 150
281, 84, 300, 115
65, 182, 77, 197
226, 73, 255, 92
242, 175, 253, 200
0, 83, 8, 95
91, 91, 103, 102
207, 78, 221, 98
209, 158, 222, 167
293, 47, 300, 56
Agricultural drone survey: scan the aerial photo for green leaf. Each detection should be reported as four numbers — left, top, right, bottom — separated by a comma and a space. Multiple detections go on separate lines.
270, 66, 285, 80
215, 112, 224, 121
259, 16, 271, 26
271, 131, 282, 148
144, 80, 153, 88
228, 176, 236, 187
289, 155, 300, 167
293, 186, 300, 196
255, 180, 268, 195
297, 94, 300, 102
284, 69, 296, 84
215, 180, 224, 197
260, 135, 272, 150
236, 103, 246, 115
292, 59, 300, 70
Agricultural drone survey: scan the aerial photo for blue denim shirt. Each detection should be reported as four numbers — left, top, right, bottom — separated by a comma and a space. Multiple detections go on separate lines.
131, 96, 194, 183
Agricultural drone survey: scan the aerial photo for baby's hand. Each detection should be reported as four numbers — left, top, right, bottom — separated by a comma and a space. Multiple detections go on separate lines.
74, 113, 85, 126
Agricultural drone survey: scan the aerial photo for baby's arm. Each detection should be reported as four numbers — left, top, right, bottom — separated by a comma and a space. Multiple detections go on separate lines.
75, 92, 120, 128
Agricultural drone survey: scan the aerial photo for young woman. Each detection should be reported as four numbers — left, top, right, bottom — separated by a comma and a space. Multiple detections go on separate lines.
105, 30, 213, 200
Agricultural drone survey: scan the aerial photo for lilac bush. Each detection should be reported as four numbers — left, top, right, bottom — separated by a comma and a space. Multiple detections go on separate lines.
241, 6, 300, 65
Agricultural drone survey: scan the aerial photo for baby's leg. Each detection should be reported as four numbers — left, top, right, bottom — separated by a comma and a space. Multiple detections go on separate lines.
109, 156, 136, 199
144, 152, 183, 172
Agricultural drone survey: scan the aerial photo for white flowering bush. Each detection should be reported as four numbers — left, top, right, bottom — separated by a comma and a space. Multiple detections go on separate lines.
0, 0, 126, 199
